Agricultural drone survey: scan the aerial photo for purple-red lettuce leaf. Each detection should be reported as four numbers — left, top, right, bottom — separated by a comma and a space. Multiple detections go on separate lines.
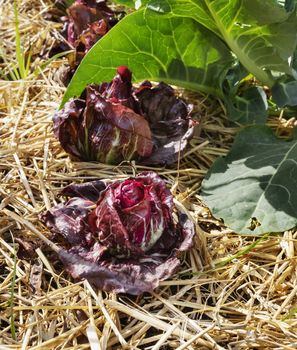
40, 180, 105, 246
60, 179, 106, 201
41, 198, 95, 246
136, 81, 196, 164
41, 172, 195, 294
53, 66, 195, 165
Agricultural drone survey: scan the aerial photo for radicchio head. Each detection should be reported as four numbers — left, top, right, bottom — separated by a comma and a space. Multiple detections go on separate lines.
54, 66, 196, 165
41, 172, 195, 294
47, 0, 124, 81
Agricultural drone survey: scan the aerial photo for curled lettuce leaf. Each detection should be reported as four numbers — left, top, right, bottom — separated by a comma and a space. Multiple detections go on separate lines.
41, 172, 195, 294
53, 66, 195, 165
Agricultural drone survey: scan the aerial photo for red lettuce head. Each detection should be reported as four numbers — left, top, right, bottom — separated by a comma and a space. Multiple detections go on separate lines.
92, 175, 174, 256
46, 0, 124, 81
66, 0, 123, 68
41, 172, 195, 294
53, 71, 153, 163
53, 67, 196, 165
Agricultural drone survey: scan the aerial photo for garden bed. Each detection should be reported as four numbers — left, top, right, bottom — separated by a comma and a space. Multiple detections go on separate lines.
1, 1, 297, 349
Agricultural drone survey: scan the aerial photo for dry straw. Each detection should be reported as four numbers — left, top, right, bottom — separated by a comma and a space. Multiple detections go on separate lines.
1, 0, 297, 349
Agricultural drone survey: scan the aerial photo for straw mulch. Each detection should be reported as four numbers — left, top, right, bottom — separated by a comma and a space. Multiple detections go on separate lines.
1, 1, 297, 349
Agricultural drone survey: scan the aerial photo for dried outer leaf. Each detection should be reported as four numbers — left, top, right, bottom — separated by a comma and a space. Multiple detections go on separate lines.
41, 172, 195, 294
16, 237, 39, 261
29, 259, 43, 295
136, 82, 191, 141
53, 98, 85, 159
142, 121, 196, 165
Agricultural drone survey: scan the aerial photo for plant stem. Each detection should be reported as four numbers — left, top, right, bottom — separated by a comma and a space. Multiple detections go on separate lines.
14, 0, 26, 79
215, 233, 270, 269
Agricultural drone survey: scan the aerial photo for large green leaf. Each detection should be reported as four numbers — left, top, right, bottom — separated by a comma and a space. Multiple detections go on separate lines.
62, 9, 234, 105
201, 126, 297, 235
271, 44, 297, 107
221, 63, 268, 124
225, 86, 268, 124
272, 79, 297, 107
148, 0, 297, 87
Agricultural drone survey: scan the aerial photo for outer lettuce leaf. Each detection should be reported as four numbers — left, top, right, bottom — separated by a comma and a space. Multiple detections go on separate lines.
41, 197, 95, 246
41, 180, 105, 245
136, 82, 191, 143
58, 213, 193, 295
136, 81, 195, 164
60, 180, 106, 200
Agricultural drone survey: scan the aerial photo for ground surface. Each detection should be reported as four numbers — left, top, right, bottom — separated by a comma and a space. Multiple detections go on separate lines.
1, 1, 297, 349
